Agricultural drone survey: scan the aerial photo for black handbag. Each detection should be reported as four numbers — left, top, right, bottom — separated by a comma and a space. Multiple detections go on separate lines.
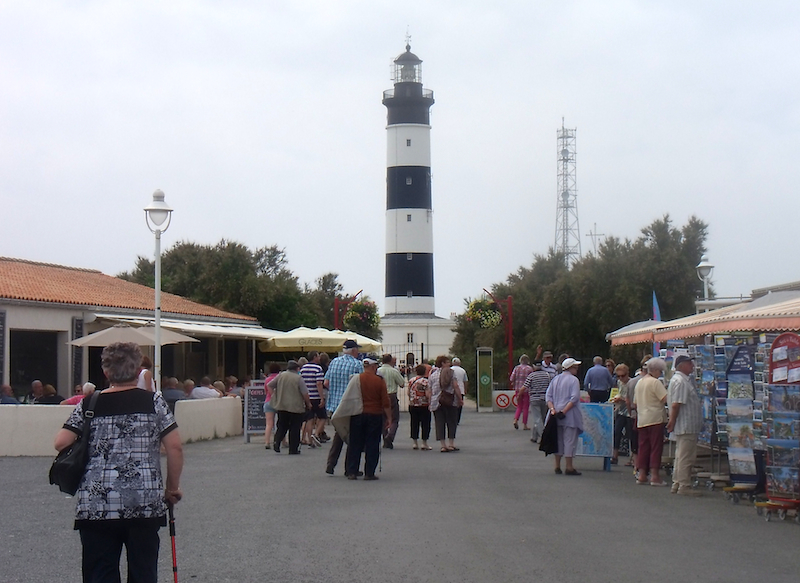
49, 391, 100, 495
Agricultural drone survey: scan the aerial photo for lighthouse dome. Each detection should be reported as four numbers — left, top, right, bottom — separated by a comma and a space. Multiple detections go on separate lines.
393, 44, 423, 83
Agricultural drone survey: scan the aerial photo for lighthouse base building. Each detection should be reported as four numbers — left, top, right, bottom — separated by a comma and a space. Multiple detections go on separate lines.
378, 43, 455, 365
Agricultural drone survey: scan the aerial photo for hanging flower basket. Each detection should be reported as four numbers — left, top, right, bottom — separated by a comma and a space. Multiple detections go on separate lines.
465, 298, 502, 329
343, 300, 380, 331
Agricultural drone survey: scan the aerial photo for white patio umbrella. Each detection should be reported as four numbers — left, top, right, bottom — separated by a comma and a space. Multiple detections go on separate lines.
69, 324, 199, 347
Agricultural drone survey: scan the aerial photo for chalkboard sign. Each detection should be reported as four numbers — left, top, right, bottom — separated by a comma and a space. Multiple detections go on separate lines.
243, 381, 267, 443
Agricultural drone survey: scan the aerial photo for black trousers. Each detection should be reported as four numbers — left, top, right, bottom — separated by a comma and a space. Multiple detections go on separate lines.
275, 411, 303, 453
79, 523, 160, 583
434, 404, 459, 441
590, 390, 610, 403
346, 413, 383, 477
409, 405, 431, 440
383, 393, 400, 445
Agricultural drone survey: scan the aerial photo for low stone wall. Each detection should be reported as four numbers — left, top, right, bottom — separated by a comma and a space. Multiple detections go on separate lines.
174, 397, 243, 443
0, 397, 243, 457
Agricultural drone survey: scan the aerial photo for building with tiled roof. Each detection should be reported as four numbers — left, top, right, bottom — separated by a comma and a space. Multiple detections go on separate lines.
0, 257, 257, 321
0, 257, 279, 396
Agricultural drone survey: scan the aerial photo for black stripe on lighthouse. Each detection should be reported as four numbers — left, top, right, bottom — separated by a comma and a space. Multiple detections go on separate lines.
386, 166, 432, 210
385, 253, 434, 297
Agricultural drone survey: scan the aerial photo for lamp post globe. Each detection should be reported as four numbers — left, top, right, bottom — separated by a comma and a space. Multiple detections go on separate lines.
695, 254, 714, 308
144, 189, 173, 392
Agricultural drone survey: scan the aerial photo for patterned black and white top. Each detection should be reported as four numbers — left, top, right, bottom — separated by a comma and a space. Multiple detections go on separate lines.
63, 389, 178, 529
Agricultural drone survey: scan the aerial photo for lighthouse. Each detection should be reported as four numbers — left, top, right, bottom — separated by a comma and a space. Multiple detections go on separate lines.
382, 43, 436, 315
379, 42, 454, 363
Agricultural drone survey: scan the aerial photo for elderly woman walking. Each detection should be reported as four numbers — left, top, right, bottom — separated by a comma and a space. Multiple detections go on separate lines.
632, 357, 669, 486
54, 342, 183, 583
510, 354, 534, 430
430, 355, 462, 452
545, 357, 584, 475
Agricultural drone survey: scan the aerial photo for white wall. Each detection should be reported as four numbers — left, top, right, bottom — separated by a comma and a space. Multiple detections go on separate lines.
385, 209, 433, 254
0, 398, 243, 456
386, 124, 431, 167
380, 317, 456, 360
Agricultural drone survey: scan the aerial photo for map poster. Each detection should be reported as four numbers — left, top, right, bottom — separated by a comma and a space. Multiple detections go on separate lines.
769, 332, 800, 384
576, 403, 613, 458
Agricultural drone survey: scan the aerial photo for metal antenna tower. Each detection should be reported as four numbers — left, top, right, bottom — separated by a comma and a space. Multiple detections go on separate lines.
554, 118, 581, 266
586, 223, 605, 255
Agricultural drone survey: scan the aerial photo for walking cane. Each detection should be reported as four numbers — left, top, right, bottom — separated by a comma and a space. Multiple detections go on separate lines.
168, 503, 178, 583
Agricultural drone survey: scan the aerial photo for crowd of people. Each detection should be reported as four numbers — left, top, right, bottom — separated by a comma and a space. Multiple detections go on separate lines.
2, 371, 247, 412
511, 349, 703, 496
258, 340, 470, 480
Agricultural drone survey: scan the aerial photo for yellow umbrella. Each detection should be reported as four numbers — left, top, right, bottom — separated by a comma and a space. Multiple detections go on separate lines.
259, 327, 381, 353
331, 330, 382, 353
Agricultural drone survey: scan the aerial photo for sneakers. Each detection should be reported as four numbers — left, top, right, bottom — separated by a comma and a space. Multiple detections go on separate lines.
311, 435, 322, 447
325, 466, 334, 475
650, 481, 669, 487
364, 475, 379, 481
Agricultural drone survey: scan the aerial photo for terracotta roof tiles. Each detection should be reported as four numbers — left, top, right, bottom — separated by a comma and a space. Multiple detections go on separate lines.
0, 257, 256, 322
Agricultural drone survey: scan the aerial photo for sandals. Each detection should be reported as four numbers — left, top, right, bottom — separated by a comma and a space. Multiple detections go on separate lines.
422, 445, 432, 450
513, 421, 519, 430
441, 447, 451, 453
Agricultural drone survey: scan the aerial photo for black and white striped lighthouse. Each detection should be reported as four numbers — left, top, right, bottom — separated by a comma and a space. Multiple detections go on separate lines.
383, 43, 436, 315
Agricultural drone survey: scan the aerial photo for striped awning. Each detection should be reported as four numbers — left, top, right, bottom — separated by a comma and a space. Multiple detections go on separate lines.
607, 291, 800, 345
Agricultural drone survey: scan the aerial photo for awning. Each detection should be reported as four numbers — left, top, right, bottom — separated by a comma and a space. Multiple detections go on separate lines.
94, 313, 283, 341
653, 295, 800, 342
607, 291, 800, 345
607, 304, 748, 346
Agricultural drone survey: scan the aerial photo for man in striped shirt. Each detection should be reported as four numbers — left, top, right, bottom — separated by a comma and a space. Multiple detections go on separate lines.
300, 351, 326, 447
324, 340, 364, 475
667, 355, 703, 497
524, 364, 552, 443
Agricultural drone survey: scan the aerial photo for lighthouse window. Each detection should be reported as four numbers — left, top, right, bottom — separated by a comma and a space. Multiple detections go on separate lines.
406, 177, 412, 185
406, 214, 412, 222
407, 253, 413, 260
407, 290, 413, 298
406, 139, 411, 147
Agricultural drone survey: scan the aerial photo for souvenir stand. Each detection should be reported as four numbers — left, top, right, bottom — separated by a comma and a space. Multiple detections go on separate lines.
755, 332, 800, 522
689, 335, 768, 493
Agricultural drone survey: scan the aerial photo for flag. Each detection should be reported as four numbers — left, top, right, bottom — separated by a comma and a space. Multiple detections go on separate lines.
652, 291, 661, 356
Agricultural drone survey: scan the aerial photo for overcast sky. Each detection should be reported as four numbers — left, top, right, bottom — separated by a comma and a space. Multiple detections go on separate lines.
2, 1, 798, 324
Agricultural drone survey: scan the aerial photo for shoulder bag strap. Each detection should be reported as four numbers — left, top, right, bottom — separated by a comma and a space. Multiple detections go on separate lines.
80, 391, 101, 441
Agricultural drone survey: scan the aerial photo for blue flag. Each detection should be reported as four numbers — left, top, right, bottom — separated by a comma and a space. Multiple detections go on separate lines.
652, 291, 661, 356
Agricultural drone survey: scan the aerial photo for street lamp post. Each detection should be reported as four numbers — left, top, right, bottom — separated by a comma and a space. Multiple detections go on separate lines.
144, 190, 173, 391
696, 254, 714, 312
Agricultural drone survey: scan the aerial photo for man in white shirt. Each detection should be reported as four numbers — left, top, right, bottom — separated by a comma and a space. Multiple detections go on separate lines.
190, 376, 222, 399
451, 357, 469, 424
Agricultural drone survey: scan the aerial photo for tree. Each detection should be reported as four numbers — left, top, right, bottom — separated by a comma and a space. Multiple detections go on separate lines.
451, 215, 710, 382
119, 240, 315, 331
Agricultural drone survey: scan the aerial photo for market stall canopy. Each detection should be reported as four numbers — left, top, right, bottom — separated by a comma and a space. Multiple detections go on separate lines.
69, 324, 199, 347
653, 292, 800, 342
605, 319, 661, 346
94, 314, 283, 341
606, 291, 800, 346
259, 326, 381, 353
